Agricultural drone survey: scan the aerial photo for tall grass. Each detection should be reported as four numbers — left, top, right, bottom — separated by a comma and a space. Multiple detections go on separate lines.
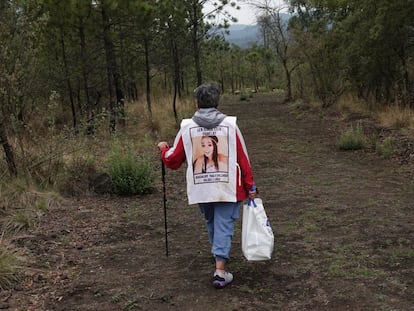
376, 137, 394, 159
1, 94, 194, 193
337, 95, 414, 131
337, 95, 371, 116
0, 179, 61, 234
0, 234, 23, 289
108, 145, 155, 195
0, 93, 196, 290
377, 105, 414, 129
337, 122, 366, 150
126, 95, 194, 141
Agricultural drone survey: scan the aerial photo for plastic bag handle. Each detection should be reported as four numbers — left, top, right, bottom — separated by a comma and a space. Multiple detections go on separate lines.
247, 198, 257, 208
248, 185, 257, 207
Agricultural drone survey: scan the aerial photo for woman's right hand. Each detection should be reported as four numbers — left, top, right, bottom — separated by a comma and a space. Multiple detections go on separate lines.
248, 189, 257, 200
249, 184, 258, 200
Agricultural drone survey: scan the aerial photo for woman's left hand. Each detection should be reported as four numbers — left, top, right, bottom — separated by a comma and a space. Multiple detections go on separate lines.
248, 189, 257, 200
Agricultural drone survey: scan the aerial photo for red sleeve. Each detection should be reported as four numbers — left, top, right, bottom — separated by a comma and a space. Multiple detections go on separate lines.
160, 136, 186, 170
236, 132, 255, 193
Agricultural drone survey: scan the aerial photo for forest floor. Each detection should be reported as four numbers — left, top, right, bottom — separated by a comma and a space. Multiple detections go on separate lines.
2, 93, 414, 311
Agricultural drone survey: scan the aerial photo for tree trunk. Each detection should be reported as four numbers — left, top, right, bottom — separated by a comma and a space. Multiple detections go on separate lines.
171, 39, 180, 124
60, 29, 77, 132
0, 122, 17, 177
78, 20, 94, 135
144, 37, 152, 116
219, 50, 225, 93
191, 3, 202, 86
101, 7, 125, 131
282, 59, 292, 101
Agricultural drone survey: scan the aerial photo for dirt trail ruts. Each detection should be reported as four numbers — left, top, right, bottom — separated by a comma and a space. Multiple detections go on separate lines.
3, 93, 413, 311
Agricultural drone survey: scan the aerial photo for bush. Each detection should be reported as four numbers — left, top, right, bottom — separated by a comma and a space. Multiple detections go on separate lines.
337, 122, 366, 150
108, 149, 154, 195
57, 155, 97, 196
376, 137, 394, 159
5, 210, 35, 233
239, 92, 248, 101
0, 236, 23, 289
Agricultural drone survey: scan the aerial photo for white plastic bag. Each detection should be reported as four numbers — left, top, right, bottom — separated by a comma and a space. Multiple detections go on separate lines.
242, 198, 274, 261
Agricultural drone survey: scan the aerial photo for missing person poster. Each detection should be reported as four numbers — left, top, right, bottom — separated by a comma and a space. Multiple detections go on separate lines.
190, 126, 229, 184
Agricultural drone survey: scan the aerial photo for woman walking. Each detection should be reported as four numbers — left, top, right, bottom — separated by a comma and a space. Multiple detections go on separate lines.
157, 83, 257, 288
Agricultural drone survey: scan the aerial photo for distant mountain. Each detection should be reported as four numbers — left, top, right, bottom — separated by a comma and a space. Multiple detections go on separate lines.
219, 13, 291, 49
223, 24, 262, 48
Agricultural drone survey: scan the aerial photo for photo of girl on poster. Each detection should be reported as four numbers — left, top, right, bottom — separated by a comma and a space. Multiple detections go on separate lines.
193, 135, 228, 174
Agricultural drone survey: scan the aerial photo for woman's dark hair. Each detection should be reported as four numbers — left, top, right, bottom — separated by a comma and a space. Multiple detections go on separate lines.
202, 136, 219, 172
192, 135, 220, 173
194, 83, 220, 108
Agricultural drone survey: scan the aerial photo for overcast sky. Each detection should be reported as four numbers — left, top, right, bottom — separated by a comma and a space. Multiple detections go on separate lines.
204, 0, 288, 25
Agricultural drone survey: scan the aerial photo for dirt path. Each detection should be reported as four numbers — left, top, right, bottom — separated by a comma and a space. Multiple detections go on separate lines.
3, 94, 414, 310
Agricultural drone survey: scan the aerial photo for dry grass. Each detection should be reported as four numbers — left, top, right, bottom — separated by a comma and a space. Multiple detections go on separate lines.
0, 93, 197, 290
337, 95, 414, 131
0, 93, 196, 203
126, 95, 195, 141
337, 95, 372, 117
377, 105, 414, 129
0, 233, 24, 289
0, 179, 62, 233
1, 95, 194, 189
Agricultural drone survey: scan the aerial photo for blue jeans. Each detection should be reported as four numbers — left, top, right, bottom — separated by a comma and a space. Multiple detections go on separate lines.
198, 201, 241, 262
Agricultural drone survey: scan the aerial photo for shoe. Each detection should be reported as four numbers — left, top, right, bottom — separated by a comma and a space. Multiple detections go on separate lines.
213, 271, 233, 289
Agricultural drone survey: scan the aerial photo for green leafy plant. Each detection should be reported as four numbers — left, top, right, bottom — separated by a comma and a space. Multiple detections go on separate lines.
239, 92, 248, 101
376, 137, 394, 159
337, 122, 366, 150
57, 155, 97, 196
0, 236, 23, 289
124, 300, 139, 310
111, 292, 124, 303
108, 149, 154, 195
6, 210, 35, 233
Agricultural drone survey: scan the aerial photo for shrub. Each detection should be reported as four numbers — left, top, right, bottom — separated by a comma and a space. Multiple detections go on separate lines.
377, 105, 413, 129
5, 210, 35, 233
376, 137, 394, 159
0, 236, 23, 289
337, 122, 366, 150
239, 92, 248, 101
108, 149, 154, 195
57, 155, 97, 196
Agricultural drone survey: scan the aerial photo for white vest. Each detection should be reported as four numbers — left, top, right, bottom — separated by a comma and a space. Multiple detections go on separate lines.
179, 116, 238, 204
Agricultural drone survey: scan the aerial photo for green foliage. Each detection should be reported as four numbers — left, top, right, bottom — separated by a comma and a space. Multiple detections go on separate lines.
239, 90, 254, 101
239, 92, 248, 101
57, 155, 97, 196
6, 210, 34, 233
0, 178, 61, 237
0, 237, 23, 289
290, 0, 414, 106
108, 148, 154, 195
376, 137, 394, 159
111, 292, 125, 303
124, 300, 139, 310
337, 122, 366, 150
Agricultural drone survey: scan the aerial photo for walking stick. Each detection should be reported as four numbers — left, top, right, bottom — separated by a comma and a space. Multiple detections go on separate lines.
161, 160, 169, 256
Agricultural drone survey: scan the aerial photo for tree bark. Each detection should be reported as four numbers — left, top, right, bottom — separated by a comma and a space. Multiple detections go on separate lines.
101, 7, 125, 129
78, 20, 94, 135
171, 38, 180, 124
59, 28, 77, 132
191, 2, 202, 86
0, 122, 17, 177
144, 37, 152, 116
